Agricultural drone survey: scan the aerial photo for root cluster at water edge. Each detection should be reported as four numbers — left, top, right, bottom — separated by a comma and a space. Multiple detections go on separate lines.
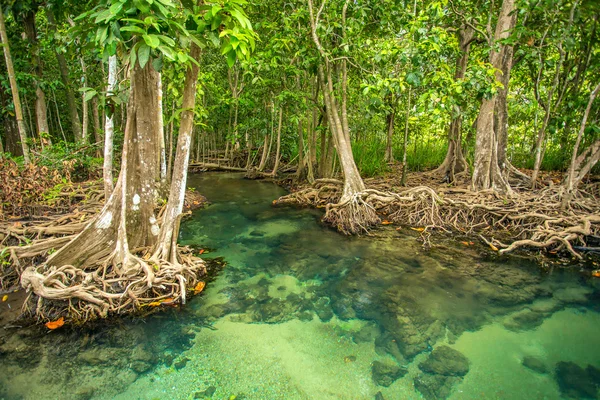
274, 178, 600, 259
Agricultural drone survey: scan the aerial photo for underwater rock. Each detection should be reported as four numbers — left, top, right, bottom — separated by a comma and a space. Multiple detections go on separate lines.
555, 361, 599, 399
297, 310, 314, 321
522, 356, 548, 374
554, 287, 593, 305
371, 360, 408, 387
352, 323, 379, 344
314, 297, 334, 322
174, 357, 190, 370
374, 331, 406, 364
503, 309, 547, 332
331, 296, 357, 320
74, 385, 96, 400
418, 346, 470, 377
374, 391, 385, 400
194, 385, 217, 398
414, 373, 461, 400
131, 360, 152, 373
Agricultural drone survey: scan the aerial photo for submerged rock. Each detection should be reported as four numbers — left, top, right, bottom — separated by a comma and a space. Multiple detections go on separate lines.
414, 373, 461, 400
194, 385, 217, 398
371, 360, 408, 387
555, 361, 599, 399
418, 346, 470, 377
522, 356, 548, 374
503, 309, 547, 332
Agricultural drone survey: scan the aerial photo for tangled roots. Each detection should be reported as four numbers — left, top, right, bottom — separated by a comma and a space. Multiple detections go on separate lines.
20, 246, 205, 323
322, 193, 380, 235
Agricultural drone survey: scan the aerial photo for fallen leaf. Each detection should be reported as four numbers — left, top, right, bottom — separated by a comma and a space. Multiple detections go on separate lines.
460, 241, 470, 246
592, 270, 600, 278
13, 222, 22, 228
272, 200, 277, 205
469, 242, 474, 245
148, 301, 162, 307
381, 220, 393, 225
194, 281, 206, 295
45, 317, 65, 330
2, 295, 7, 302
410, 227, 425, 232
489, 243, 499, 251
198, 249, 205, 255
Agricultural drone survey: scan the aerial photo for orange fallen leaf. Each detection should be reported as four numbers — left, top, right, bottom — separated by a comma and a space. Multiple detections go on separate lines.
469, 242, 474, 245
198, 249, 205, 255
592, 270, 600, 278
13, 222, 22, 228
194, 281, 206, 295
381, 220, 393, 225
148, 301, 162, 307
2, 295, 8, 302
410, 227, 425, 232
272, 200, 277, 205
460, 241, 470, 246
489, 243, 499, 251
45, 317, 65, 330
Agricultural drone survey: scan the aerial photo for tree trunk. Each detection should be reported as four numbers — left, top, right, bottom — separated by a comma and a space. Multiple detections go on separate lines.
46, 9, 82, 142
433, 25, 473, 181
80, 57, 89, 144
258, 134, 269, 171
401, 88, 411, 186
296, 118, 305, 179
91, 96, 101, 156
494, 41, 514, 174
384, 109, 395, 163
562, 82, 600, 206
23, 11, 50, 146
307, 0, 378, 233
271, 107, 283, 176
0, 6, 30, 163
103, 55, 117, 199
471, 0, 516, 194
158, 73, 167, 183
152, 44, 201, 264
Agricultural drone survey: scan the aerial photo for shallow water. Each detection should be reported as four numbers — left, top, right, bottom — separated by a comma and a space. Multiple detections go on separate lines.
1, 172, 599, 400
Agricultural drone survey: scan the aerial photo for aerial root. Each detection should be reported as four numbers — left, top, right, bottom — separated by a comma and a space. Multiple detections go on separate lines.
20, 245, 205, 322
276, 181, 600, 258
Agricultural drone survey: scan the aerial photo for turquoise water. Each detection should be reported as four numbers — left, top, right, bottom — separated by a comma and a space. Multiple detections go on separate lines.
1, 172, 599, 399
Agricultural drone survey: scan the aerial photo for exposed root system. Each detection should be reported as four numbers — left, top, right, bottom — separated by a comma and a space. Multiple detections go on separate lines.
0, 186, 207, 323
275, 176, 600, 259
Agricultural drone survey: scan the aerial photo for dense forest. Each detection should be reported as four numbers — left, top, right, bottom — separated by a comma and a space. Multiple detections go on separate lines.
0, 0, 599, 322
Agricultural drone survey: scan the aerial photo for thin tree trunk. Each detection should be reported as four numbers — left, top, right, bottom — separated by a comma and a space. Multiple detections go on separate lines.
562, 82, 600, 206
23, 11, 50, 147
384, 109, 395, 163
0, 6, 30, 163
92, 96, 101, 156
434, 25, 473, 181
46, 9, 82, 141
258, 134, 269, 171
401, 88, 411, 186
80, 57, 89, 144
271, 107, 283, 176
103, 55, 117, 198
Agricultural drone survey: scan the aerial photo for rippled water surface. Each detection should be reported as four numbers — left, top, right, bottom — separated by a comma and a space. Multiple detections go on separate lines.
1, 172, 599, 400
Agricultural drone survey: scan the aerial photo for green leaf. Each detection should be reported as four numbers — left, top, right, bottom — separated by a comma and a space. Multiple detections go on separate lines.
109, 2, 124, 15
83, 90, 97, 102
138, 44, 151, 69
143, 34, 160, 49
211, 5, 222, 16
227, 50, 236, 68
121, 26, 146, 35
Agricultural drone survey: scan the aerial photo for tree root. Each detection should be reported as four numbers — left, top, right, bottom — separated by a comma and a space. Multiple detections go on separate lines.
275, 178, 600, 259
20, 245, 205, 322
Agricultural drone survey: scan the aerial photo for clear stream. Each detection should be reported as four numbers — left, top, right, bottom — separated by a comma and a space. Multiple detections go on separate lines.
1, 172, 599, 400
